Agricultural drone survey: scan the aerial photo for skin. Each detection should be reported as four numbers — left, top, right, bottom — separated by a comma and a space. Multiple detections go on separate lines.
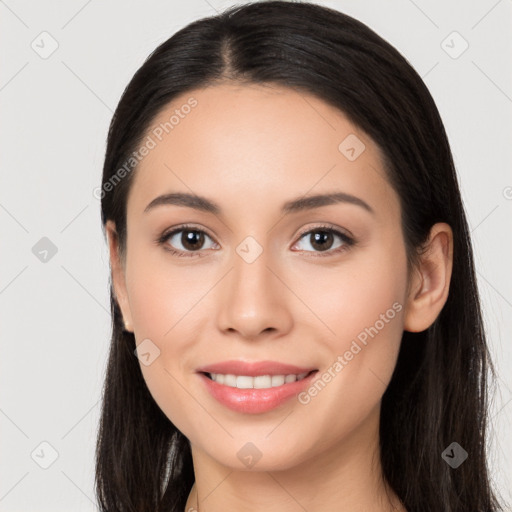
106, 82, 453, 512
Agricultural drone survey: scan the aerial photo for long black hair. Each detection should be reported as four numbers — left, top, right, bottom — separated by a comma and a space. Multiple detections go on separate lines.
96, 2, 501, 510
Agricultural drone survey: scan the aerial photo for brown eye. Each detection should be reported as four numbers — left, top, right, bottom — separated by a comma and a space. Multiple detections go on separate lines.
179, 230, 206, 251
159, 226, 217, 256
293, 225, 355, 256
308, 230, 335, 251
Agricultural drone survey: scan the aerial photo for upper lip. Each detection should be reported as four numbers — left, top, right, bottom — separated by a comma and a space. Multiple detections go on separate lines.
196, 360, 318, 377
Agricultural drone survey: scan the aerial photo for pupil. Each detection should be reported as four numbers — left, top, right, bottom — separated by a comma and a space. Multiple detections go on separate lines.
182, 230, 204, 250
311, 231, 333, 251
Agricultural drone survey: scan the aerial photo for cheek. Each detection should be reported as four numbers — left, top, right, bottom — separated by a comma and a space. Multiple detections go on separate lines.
123, 249, 214, 428
294, 245, 407, 432
125, 243, 211, 342
289, 242, 406, 350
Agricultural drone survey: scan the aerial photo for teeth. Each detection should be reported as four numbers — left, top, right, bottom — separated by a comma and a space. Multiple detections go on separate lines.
209, 372, 309, 389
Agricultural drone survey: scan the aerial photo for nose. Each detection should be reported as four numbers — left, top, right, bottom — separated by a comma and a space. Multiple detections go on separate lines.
215, 245, 293, 341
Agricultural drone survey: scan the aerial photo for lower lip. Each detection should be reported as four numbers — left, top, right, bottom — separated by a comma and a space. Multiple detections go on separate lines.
198, 371, 318, 414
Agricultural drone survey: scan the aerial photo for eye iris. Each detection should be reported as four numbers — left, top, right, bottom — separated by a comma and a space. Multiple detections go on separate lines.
182, 230, 204, 251
311, 230, 334, 251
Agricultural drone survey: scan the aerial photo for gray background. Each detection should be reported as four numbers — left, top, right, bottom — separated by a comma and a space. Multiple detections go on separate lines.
1, 0, 511, 510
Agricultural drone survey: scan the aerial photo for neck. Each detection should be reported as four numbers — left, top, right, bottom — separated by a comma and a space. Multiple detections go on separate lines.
184, 404, 405, 512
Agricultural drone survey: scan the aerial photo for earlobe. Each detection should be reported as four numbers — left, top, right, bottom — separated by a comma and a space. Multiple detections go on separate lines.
403, 223, 453, 333
105, 220, 134, 333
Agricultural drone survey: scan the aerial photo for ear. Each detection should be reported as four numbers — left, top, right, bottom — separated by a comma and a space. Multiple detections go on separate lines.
105, 220, 134, 333
403, 222, 453, 333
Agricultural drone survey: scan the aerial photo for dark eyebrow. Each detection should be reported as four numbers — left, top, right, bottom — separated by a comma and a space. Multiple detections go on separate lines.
144, 193, 221, 215
281, 192, 374, 215
144, 191, 374, 216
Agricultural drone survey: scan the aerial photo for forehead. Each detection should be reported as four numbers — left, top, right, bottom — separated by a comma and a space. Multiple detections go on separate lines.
127, 83, 398, 223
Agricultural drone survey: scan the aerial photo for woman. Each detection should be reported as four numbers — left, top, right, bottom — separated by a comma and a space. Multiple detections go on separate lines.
95, 2, 502, 511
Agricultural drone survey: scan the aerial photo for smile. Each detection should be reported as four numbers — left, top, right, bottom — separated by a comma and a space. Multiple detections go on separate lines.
205, 371, 313, 389
198, 370, 319, 414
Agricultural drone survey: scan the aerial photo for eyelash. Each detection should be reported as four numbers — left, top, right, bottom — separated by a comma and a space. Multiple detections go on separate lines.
156, 223, 356, 259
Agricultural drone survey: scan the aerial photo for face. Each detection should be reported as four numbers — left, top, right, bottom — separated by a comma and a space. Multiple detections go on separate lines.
109, 82, 411, 472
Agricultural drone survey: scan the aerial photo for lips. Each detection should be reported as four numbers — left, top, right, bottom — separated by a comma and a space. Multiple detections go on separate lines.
196, 360, 317, 377
195, 360, 320, 413
198, 369, 319, 414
